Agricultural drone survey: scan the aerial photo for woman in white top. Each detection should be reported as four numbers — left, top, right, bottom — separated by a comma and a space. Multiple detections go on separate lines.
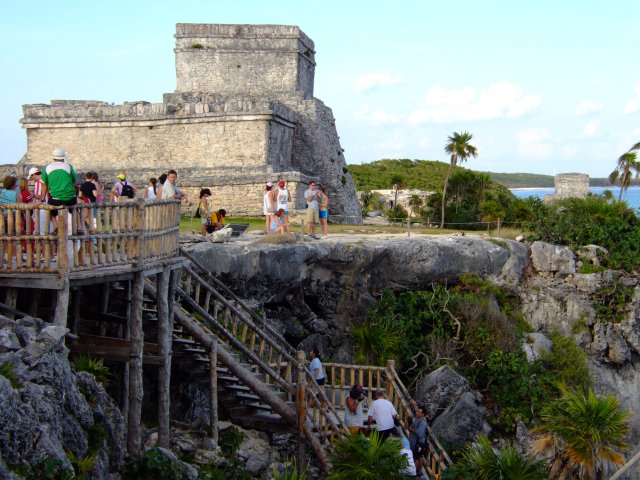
144, 177, 158, 200
263, 182, 275, 235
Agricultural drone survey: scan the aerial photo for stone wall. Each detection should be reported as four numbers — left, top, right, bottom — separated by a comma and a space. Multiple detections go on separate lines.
174, 24, 315, 98
20, 24, 362, 223
544, 172, 590, 204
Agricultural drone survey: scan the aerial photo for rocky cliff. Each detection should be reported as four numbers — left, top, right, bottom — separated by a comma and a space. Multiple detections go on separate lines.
186, 233, 640, 474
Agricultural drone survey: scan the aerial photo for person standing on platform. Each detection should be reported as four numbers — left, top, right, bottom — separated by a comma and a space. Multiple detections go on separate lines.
367, 390, 400, 441
40, 148, 77, 229
304, 180, 320, 236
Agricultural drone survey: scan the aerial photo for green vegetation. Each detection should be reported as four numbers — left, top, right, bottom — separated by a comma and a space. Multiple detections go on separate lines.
10, 458, 74, 480
610, 149, 640, 201
354, 276, 591, 434
191, 43, 204, 49
73, 355, 111, 387
443, 436, 544, 480
592, 275, 635, 323
218, 425, 244, 456
326, 431, 408, 480
521, 194, 640, 270
65, 450, 96, 477
531, 387, 630, 480
198, 460, 251, 480
272, 461, 308, 480
124, 447, 190, 480
0, 361, 20, 388
442, 131, 478, 228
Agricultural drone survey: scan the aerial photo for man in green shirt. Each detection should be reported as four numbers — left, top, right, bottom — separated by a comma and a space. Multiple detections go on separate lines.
41, 148, 77, 224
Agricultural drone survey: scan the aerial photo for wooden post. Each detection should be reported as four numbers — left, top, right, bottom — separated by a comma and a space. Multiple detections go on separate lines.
407, 217, 411, 238
156, 269, 172, 448
296, 350, 307, 473
70, 287, 81, 335
385, 359, 395, 399
497, 218, 501, 238
3, 288, 18, 320
127, 270, 145, 456
54, 210, 70, 327
99, 283, 110, 336
26, 289, 41, 317
209, 341, 218, 443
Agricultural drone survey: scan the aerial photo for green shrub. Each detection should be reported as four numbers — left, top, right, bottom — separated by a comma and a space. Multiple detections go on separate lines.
124, 447, 190, 480
191, 43, 204, 49
73, 355, 111, 387
26, 458, 74, 480
443, 436, 544, 480
326, 431, 407, 480
0, 362, 20, 388
523, 194, 640, 271
272, 461, 307, 480
66, 450, 96, 477
541, 332, 591, 391
218, 426, 244, 456
199, 460, 251, 480
593, 275, 635, 323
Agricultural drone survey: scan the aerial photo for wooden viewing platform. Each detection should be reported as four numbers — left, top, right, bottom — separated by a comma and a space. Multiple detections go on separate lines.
0, 199, 182, 324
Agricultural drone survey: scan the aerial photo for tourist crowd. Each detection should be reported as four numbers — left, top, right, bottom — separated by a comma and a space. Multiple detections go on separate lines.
1, 148, 332, 239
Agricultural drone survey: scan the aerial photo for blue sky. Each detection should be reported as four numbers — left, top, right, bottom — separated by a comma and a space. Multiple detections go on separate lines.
1, 0, 639, 177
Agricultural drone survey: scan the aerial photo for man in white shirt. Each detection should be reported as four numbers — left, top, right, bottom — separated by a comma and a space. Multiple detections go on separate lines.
162, 169, 188, 201
367, 390, 400, 441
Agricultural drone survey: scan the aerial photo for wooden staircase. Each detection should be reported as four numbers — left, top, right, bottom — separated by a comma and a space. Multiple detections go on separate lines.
141, 247, 453, 475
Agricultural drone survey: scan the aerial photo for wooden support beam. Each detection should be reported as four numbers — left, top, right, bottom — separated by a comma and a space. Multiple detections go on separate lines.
54, 280, 70, 327
70, 288, 81, 335
127, 271, 145, 456
26, 289, 41, 316
209, 343, 218, 444
156, 269, 172, 449
296, 350, 307, 474
3, 288, 18, 320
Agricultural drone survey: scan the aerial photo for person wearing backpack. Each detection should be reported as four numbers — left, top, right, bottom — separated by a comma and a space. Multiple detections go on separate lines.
110, 171, 137, 202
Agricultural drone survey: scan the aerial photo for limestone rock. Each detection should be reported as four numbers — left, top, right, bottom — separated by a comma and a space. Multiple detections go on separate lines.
0, 328, 21, 352
430, 391, 485, 447
415, 365, 474, 422
522, 332, 552, 362
572, 273, 601, 294
530, 241, 576, 276
19, 325, 69, 367
521, 277, 595, 335
576, 244, 608, 266
590, 323, 631, 364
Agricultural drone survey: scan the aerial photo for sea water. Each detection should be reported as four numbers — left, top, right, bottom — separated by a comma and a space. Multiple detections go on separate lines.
510, 186, 640, 212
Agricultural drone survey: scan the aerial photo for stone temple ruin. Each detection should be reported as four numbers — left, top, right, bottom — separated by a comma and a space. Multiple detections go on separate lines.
543, 173, 590, 204
20, 24, 362, 222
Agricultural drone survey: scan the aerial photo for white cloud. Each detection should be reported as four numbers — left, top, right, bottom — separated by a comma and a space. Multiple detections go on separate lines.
354, 105, 401, 126
515, 128, 553, 158
562, 144, 579, 157
582, 120, 600, 137
418, 136, 431, 149
623, 85, 640, 114
574, 100, 603, 116
408, 82, 541, 124
354, 73, 403, 93
373, 131, 407, 152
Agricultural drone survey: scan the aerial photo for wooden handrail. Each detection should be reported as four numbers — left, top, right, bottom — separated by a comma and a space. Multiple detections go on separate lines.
0, 200, 180, 273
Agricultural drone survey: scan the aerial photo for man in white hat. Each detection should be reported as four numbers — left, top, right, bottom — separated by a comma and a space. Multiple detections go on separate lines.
41, 148, 77, 226
28, 167, 45, 203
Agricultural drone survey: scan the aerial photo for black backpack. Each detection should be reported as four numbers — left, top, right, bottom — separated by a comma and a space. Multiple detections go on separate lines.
120, 181, 135, 199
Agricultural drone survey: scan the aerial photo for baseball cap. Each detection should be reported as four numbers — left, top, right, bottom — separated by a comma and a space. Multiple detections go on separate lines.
117, 173, 126, 181
266, 181, 273, 187
28, 167, 41, 177
278, 180, 286, 187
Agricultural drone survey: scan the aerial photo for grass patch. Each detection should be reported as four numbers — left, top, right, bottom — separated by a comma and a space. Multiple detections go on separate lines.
0, 362, 20, 388
253, 233, 296, 244
73, 355, 111, 387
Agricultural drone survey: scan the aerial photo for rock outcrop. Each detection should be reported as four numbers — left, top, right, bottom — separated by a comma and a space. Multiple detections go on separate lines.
0, 315, 124, 479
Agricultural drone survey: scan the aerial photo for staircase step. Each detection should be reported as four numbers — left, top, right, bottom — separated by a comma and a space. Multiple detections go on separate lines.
217, 375, 239, 384
245, 402, 273, 412
234, 393, 261, 402
222, 384, 251, 393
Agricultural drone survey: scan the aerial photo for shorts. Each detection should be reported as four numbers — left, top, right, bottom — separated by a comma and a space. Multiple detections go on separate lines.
315, 377, 326, 385
200, 216, 209, 225
319, 209, 328, 220
306, 208, 319, 224
49, 197, 77, 217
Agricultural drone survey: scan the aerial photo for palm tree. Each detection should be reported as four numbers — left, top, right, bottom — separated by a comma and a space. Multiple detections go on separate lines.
326, 431, 407, 480
408, 194, 423, 218
530, 387, 630, 480
629, 141, 640, 152
441, 131, 478, 228
609, 152, 640, 201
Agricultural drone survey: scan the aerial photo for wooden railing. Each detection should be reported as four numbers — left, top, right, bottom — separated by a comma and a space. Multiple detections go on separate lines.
176, 249, 452, 474
0, 200, 180, 274
322, 360, 452, 476
177, 261, 349, 446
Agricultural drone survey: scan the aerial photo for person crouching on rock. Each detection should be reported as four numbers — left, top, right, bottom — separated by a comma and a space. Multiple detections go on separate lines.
269, 208, 290, 235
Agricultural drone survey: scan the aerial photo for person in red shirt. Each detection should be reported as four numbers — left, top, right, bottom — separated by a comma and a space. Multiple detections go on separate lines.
18, 177, 32, 203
